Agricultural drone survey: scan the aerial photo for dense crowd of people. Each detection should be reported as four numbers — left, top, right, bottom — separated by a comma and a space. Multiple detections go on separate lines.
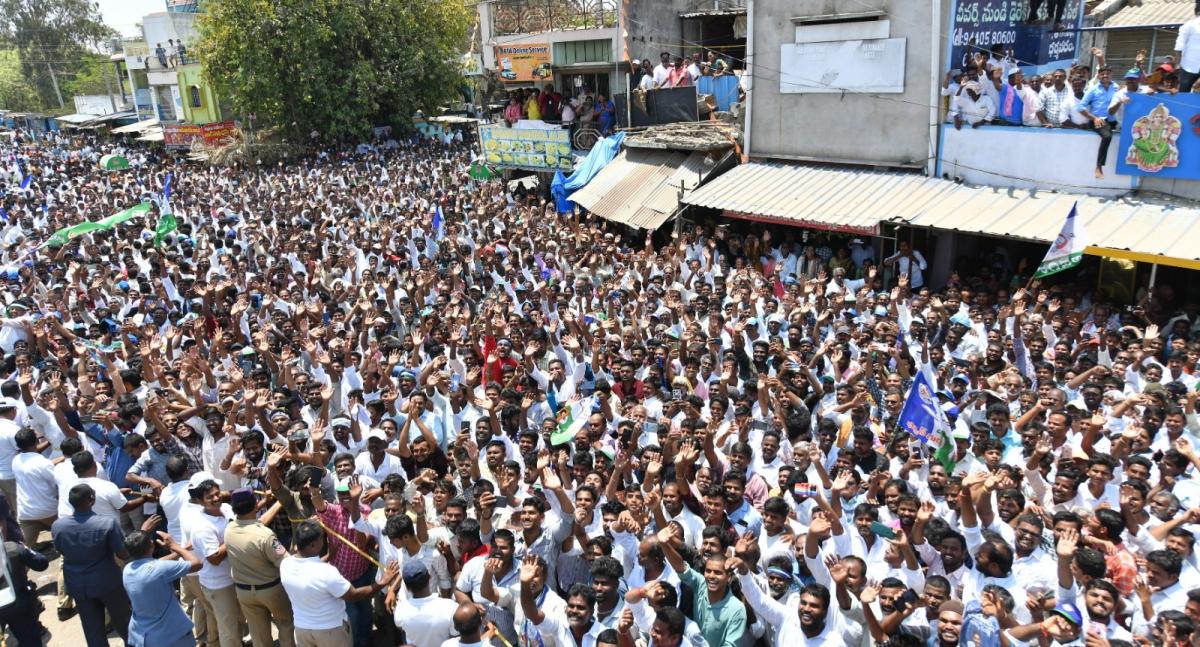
0, 123, 1198, 647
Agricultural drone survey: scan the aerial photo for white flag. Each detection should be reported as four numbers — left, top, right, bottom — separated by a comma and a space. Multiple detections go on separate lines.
1035, 202, 1087, 278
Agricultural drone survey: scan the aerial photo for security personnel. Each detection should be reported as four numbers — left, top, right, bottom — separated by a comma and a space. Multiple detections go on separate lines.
224, 487, 297, 647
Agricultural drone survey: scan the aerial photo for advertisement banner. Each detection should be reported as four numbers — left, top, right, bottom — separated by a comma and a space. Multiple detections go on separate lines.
480, 124, 572, 172
494, 44, 552, 84
1116, 94, 1200, 180
201, 121, 238, 148
946, 0, 1084, 75
163, 124, 202, 149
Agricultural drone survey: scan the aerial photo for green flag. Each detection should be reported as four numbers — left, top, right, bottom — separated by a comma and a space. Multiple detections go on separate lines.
43, 202, 153, 248
550, 396, 593, 446
154, 211, 177, 247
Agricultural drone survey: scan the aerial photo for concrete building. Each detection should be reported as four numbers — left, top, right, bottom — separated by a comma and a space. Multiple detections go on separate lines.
478, 0, 707, 103
121, 9, 223, 126
744, 0, 952, 171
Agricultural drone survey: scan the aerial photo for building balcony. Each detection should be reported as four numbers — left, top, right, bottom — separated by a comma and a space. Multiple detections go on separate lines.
937, 123, 1134, 198
492, 0, 617, 36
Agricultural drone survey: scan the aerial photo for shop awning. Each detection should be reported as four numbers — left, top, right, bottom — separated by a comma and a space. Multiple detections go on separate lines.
55, 113, 102, 126
88, 111, 137, 125
1090, 0, 1195, 29
682, 162, 1200, 269
137, 128, 165, 143
112, 118, 159, 134
572, 148, 732, 230
682, 162, 943, 236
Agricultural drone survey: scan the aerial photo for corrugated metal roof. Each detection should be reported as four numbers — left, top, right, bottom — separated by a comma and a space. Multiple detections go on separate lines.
55, 113, 102, 124
1103, 0, 1195, 27
573, 149, 720, 230
682, 162, 1200, 264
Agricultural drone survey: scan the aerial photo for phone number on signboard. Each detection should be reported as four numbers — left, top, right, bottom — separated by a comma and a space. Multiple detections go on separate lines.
952, 27, 1018, 49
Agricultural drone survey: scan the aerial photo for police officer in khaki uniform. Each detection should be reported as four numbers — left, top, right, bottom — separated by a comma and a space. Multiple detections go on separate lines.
225, 487, 297, 647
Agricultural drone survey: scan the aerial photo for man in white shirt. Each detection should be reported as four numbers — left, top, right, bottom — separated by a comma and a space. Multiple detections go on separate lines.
652, 52, 671, 88
0, 398, 22, 506
1108, 69, 1151, 126
393, 561, 459, 647
884, 240, 929, 289
12, 428, 58, 543
183, 478, 243, 647
58, 451, 142, 523
1176, 12, 1200, 93
950, 81, 996, 129
280, 519, 398, 647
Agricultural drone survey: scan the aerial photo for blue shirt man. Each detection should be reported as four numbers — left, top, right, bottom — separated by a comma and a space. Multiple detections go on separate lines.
123, 528, 202, 647
1076, 73, 1118, 122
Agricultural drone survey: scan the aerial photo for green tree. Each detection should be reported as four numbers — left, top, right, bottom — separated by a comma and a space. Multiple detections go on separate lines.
197, 0, 471, 141
0, 0, 114, 109
0, 50, 39, 111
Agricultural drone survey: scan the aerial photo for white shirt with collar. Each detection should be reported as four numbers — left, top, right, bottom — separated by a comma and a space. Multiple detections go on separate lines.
393, 593, 460, 647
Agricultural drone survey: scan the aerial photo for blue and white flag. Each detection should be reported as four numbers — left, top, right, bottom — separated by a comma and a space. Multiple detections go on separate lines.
10, 158, 30, 191
897, 371, 956, 470
432, 205, 445, 240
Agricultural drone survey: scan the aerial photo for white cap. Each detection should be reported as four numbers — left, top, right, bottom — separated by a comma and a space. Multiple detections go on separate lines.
365, 429, 388, 442
0, 397, 20, 411
188, 471, 217, 489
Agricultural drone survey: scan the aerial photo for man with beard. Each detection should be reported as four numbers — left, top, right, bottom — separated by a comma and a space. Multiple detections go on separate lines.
730, 550, 848, 646
520, 554, 607, 647
657, 524, 746, 647
931, 599, 963, 647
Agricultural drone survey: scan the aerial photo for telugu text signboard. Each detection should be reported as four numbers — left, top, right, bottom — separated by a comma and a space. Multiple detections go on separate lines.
201, 121, 238, 148
1116, 94, 1200, 181
480, 125, 573, 172
494, 44, 552, 84
947, 0, 1084, 75
163, 124, 202, 149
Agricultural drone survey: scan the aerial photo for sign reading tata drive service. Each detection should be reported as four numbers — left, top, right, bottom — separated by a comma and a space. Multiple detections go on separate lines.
480, 124, 573, 172
1117, 94, 1200, 181
946, 0, 1083, 75
494, 43, 552, 84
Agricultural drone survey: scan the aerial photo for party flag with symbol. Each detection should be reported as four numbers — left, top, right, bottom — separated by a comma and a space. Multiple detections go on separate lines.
897, 371, 956, 471
1035, 202, 1087, 278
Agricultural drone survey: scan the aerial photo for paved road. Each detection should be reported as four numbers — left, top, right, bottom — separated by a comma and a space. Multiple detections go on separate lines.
23, 543, 124, 646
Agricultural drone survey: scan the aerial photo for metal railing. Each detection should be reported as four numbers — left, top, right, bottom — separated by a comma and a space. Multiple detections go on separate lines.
492, 0, 618, 36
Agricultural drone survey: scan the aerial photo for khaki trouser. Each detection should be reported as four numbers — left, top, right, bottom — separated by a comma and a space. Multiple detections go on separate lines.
57, 568, 73, 611
18, 514, 55, 546
0, 479, 16, 517
200, 584, 245, 647
236, 583, 296, 647
296, 622, 352, 647
181, 575, 209, 646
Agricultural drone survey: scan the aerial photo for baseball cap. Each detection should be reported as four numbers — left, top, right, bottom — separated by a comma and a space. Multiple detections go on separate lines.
402, 560, 430, 588
229, 488, 255, 507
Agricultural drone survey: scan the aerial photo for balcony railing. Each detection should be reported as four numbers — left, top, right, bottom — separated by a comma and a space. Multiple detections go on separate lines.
492, 0, 617, 36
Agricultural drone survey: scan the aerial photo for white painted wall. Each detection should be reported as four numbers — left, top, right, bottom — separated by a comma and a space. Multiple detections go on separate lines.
937, 124, 1135, 197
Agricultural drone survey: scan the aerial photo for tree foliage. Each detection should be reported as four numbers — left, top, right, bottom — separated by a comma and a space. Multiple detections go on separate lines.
0, 50, 40, 112
0, 0, 114, 108
197, 0, 471, 142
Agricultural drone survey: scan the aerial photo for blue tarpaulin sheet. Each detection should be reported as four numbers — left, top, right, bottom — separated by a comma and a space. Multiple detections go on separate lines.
551, 132, 625, 214
697, 76, 739, 112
